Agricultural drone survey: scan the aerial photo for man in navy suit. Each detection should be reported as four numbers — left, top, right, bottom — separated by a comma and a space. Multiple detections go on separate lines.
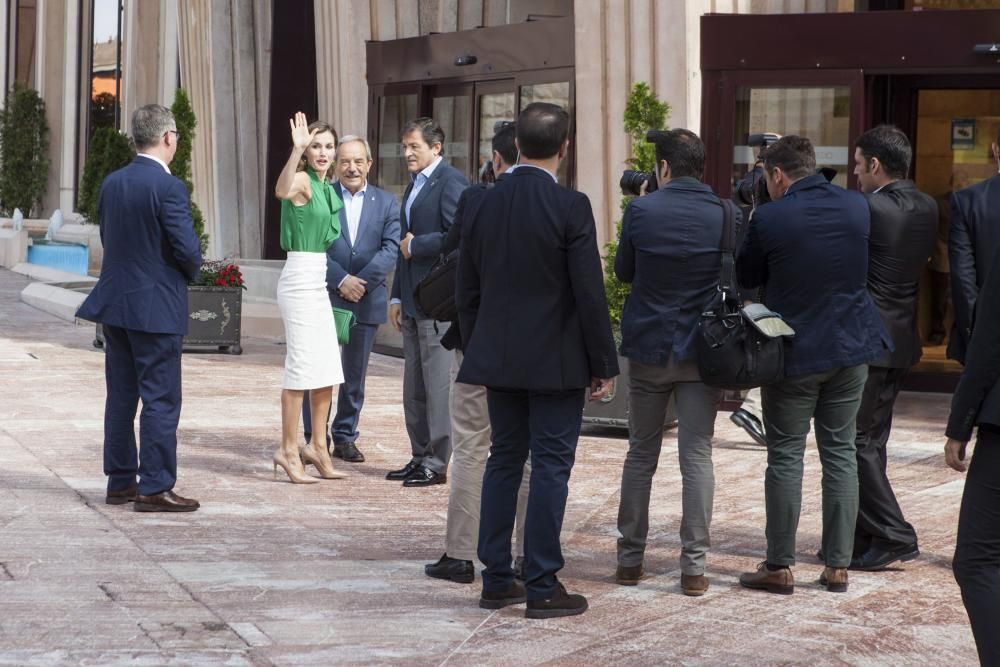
387, 118, 469, 487
77, 104, 202, 512
302, 136, 400, 462
614, 129, 735, 596
457, 103, 619, 618
948, 127, 1000, 364
736, 136, 889, 594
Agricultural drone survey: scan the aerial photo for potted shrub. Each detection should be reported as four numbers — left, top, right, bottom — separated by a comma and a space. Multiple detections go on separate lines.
0, 84, 50, 217
583, 82, 674, 428
79, 127, 133, 224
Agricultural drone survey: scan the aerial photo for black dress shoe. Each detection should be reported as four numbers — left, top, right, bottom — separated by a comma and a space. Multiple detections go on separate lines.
332, 442, 365, 463
105, 484, 138, 505
525, 583, 588, 619
480, 580, 527, 609
402, 466, 446, 487
850, 544, 919, 571
730, 408, 767, 446
386, 460, 421, 481
425, 553, 474, 584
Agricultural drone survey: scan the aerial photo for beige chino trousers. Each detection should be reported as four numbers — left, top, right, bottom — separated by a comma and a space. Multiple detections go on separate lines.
446, 355, 529, 562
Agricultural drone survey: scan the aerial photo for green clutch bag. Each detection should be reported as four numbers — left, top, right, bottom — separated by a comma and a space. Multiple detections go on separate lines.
332, 307, 356, 345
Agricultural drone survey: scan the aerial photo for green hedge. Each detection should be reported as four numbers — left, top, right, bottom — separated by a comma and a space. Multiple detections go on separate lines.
171, 88, 209, 254
0, 84, 50, 217
78, 127, 134, 224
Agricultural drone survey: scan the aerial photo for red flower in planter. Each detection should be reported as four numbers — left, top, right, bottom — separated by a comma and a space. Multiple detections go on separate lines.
192, 259, 247, 290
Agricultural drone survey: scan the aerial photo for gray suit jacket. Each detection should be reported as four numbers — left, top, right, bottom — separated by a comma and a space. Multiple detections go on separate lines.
326, 182, 400, 325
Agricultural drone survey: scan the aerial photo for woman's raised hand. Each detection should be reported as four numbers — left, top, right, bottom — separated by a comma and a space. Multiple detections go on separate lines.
289, 111, 317, 150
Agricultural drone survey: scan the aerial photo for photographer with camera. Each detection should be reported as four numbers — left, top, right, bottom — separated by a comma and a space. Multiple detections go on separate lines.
613, 128, 742, 596
736, 135, 890, 596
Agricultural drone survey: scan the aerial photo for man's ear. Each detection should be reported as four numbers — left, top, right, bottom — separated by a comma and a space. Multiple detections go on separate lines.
870, 156, 882, 176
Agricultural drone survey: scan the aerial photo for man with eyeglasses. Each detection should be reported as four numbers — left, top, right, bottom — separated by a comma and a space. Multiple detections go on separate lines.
77, 104, 203, 512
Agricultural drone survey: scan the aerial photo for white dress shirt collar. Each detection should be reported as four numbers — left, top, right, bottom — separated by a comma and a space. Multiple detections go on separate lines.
510, 163, 558, 182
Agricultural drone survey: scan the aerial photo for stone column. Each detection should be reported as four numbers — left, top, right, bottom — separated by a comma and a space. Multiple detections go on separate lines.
58, 0, 80, 215
314, 0, 371, 138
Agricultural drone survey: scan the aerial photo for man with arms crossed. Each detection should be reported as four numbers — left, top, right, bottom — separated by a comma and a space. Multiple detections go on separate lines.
303, 136, 400, 461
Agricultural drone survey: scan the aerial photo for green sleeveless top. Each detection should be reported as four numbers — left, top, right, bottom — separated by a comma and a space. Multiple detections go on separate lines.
280, 167, 343, 252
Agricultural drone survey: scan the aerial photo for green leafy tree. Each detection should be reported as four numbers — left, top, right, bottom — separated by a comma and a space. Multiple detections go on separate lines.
78, 127, 133, 223
89, 92, 118, 133
603, 82, 670, 330
170, 88, 208, 254
0, 84, 51, 216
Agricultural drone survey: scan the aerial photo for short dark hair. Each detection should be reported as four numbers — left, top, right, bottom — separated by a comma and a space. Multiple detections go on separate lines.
515, 102, 570, 160
763, 135, 816, 180
400, 117, 445, 154
855, 125, 911, 179
492, 122, 517, 166
651, 129, 705, 180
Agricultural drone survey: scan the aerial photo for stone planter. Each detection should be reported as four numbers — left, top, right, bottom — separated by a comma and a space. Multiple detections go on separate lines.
94, 286, 243, 354
582, 353, 677, 429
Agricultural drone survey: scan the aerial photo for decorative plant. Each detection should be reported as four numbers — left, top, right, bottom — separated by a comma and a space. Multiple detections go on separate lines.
191, 259, 246, 290
603, 82, 670, 330
0, 84, 51, 217
78, 127, 134, 224
170, 88, 209, 254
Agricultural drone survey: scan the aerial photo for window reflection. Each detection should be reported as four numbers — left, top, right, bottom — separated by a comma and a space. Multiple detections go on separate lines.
13, 0, 37, 87
432, 94, 471, 178
90, 0, 123, 136
376, 93, 418, 200
519, 81, 572, 185
478, 92, 515, 178
732, 86, 852, 190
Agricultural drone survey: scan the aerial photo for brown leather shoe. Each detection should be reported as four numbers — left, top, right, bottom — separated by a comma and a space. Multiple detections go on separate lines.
105, 484, 138, 505
681, 573, 710, 596
134, 490, 200, 512
615, 563, 645, 586
739, 561, 794, 595
819, 566, 848, 593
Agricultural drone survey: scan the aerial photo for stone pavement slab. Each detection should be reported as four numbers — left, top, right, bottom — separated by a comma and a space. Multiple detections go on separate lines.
0, 268, 979, 665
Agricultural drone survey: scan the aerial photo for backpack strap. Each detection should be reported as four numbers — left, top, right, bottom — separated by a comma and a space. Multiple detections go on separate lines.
717, 198, 737, 298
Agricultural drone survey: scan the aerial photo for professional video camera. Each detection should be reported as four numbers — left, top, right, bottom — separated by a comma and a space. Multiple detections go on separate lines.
619, 130, 670, 196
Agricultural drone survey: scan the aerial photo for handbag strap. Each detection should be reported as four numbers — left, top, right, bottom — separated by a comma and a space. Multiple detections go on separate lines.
716, 198, 737, 298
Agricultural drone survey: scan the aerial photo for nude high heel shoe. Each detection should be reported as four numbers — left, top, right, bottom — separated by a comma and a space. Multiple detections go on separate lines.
300, 445, 347, 480
273, 449, 319, 484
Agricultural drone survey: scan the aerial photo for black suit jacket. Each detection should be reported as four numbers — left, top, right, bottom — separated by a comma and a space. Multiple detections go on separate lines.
949, 173, 1000, 364
946, 244, 1000, 441
456, 166, 619, 390
865, 180, 938, 368
390, 158, 469, 318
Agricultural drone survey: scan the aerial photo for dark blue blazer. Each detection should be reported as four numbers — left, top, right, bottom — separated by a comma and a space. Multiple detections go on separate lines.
456, 166, 619, 390
390, 159, 469, 318
77, 156, 202, 335
615, 177, 738, 366
948, 173, 1000, 364
736, 173, 890, 377
326, 181, 400, 325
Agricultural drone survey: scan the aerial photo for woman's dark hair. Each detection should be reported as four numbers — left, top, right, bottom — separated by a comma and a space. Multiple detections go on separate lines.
515, 103, 570, 160
651, 129, 705, 180
295, 121, 338, 171
855, 125, 911, 179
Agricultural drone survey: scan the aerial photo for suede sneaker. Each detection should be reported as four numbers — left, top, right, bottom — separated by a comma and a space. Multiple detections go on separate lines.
681, 573, 710, 597
479, 580, 527, 609
525, 583, 588, 619
615, 563, 645, 586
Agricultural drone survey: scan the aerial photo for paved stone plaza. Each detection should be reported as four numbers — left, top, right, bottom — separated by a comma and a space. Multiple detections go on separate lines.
0, 268, 980, 666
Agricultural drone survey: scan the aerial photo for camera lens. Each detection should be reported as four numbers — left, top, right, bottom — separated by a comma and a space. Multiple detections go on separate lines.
620, 170, 657, 197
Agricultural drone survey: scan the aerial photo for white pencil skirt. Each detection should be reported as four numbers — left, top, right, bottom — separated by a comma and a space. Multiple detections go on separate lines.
277, 251, 343, 390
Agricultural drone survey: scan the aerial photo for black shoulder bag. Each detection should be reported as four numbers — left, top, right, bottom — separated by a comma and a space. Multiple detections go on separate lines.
414, 248, 460, 321
695, 200, 794, 390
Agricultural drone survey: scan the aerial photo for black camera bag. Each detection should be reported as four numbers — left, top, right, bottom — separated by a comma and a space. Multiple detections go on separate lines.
695, 201, 793, 390
414, 248, 460, 321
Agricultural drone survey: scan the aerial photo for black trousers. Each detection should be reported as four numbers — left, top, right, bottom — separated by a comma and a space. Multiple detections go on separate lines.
478, 387, 586, 600
954, 426, 1000, 666
854, 365, 918, 553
